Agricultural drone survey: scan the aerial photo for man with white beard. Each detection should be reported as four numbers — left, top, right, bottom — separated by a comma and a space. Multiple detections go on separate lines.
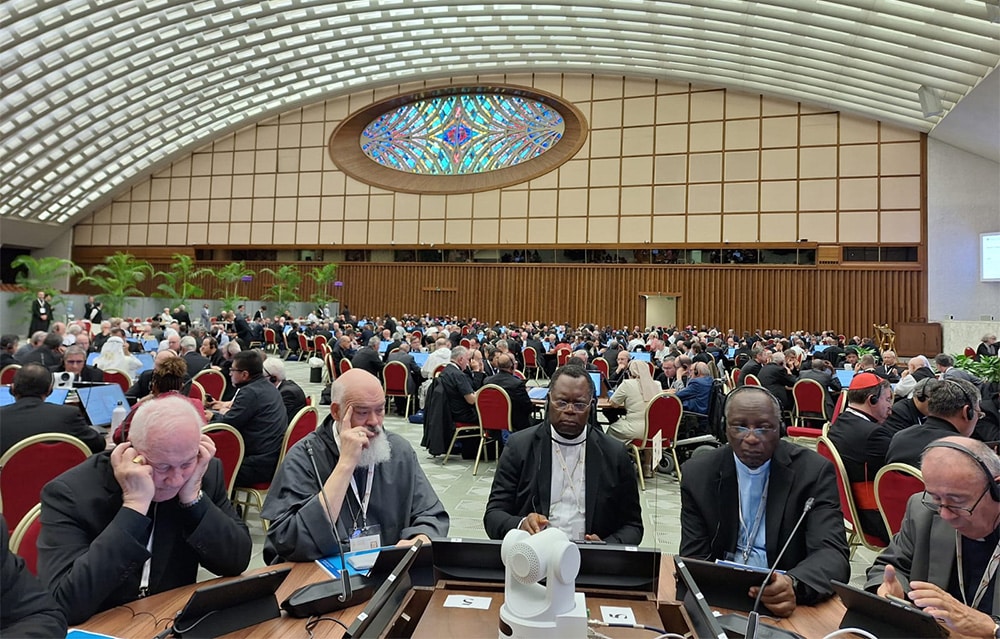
262, 369, 449, 562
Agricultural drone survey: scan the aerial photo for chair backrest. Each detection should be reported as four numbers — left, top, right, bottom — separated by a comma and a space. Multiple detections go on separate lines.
201, 424, 245, 498
522, 346, 539, 368
382, 360, 409, 395
792, 378, 828, 419
0, 364, 21, 385
645, 361, 656, 377
411, 330, 422, 342
556, 348, 571, 367
188, 380, 206, 404
9, 503, 43, 576
264, 327, 276, 344
512, 369, 525, 380
192, 369, 226, 402
742, 373, 761, 386
816, 436, 859, 530
964, 346, 976, 358
476, 385, 512, 433
460, 338, 471, 349
593, 357, 609, 378
297, 333, 309, 352
731, 368, 741, 386
339, 357, 353, 375
0, 433, 92, 530
103, 369, 131, 392
643, 392, 684, 447
432, 363, 447, 378
830, 391, 848, 423
325, 352, 337, 380
314, 335, 328, 354
874, 463, 925, 538
282, 406, 319, 461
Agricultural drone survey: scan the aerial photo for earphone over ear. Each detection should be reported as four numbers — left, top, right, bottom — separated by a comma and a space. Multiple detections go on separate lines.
924, 440, 1000, 502
946, 379, 976, 421
868, 388, 881, 406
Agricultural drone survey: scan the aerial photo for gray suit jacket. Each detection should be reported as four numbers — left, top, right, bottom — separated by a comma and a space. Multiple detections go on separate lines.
865, 493, 1000, 614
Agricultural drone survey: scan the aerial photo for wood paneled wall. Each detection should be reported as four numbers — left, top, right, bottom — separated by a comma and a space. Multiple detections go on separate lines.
74, 260, 924, 337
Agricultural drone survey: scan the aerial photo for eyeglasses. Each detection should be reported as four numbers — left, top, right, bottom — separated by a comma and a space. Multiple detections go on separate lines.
64, 360, 85, 365
921, 487, 989, 516
728, 425, 779, 439
230, 368, 245, 374
551, 399, 592, 413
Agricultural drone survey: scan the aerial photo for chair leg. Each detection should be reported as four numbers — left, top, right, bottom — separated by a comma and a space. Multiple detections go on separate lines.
473, 436, 487, 475
442, 432, 461, 465
672, 448, 684, 483
630, 445, 645, 492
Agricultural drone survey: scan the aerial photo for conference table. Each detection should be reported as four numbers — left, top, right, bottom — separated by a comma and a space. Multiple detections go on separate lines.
78, 553, 856, 638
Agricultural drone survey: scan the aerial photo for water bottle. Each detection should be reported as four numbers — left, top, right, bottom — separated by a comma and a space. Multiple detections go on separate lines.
110, 400, 127, 432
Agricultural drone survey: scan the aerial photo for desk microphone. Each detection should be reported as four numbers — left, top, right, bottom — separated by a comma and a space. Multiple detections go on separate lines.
718, 497, 814, 639
281, 441, 375, 618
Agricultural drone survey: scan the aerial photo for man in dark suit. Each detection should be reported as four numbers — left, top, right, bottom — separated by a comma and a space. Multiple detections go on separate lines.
179, 336, 210, 374
680, 385, 850, 616
1, 334, 20, 370
18, 332, 63, 371
57, 345, 103, 383
483, 364, 642, 544
0, 364, 105, 456
482, 353, 533, 432
173, 305, 191, 329
886, 378, 982, 467
37, 394, 251, 624
28, 291, 50, 335
351, 336, 384, 379
263, 357, 307, 424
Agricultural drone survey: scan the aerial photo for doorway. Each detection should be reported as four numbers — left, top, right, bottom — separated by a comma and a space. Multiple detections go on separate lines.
643, 294, 678, 329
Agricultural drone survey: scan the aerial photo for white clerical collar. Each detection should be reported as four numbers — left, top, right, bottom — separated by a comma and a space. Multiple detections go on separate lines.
550, 425, 587, 446
733, 453, 771, 476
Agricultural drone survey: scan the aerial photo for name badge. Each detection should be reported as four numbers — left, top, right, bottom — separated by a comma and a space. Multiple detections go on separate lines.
349, 524, 381, 553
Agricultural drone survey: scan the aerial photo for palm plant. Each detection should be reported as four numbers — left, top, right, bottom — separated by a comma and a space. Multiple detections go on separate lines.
260, 264, 303, 316
78, 252, 153, 317
153, 254, 213, 307
211, 261, 254, 311
6, 255, 85, 322
307, 262, 340, 310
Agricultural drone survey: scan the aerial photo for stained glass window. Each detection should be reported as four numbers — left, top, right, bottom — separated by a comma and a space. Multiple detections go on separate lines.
360, 93, 565, 175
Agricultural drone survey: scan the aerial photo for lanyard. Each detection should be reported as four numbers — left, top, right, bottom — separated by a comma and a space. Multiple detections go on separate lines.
955, 531, 1000, 610
738, 476, 769, 564
348, 466, 375, 530
554, 444, 585, 514
139, 503, 156, 597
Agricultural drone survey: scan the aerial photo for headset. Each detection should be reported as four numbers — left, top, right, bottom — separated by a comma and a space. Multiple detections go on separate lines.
722, 384, 782, 422
924, 440, 1000, 502
945, 379, 976, 421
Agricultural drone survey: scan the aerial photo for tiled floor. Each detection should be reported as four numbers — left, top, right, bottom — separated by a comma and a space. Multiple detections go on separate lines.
230, 357, 877, 588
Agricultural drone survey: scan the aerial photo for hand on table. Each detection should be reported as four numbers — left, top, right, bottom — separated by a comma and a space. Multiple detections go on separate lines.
748, 572, 796, 618
396, 534, 431, 548
520, 513, 549, 534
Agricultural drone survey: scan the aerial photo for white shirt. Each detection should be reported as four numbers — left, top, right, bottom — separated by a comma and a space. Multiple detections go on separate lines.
548, 425, 587, 540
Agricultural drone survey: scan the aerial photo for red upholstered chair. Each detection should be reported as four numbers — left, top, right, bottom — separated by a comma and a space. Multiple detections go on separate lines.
0, 364, 20, 385
742, 373, 761, 387
460, 338, 471, 349
469, 384, 513, 475
383, 361, 414, 416
188, 380, 206, 405
629, 392, 683, 490
432, 363, 448, 378
731, 368, 742, 387
192, 369, 226, 403
522, 347, 546, 380
593, 357, 609, 379
512, 369, 525, 380
644, 361, 656, 377
313, 334, 329, 357
9, 503, 43, 575
830, 391, 848, 423
411, 331, 422, 343
297, 333, 312, 359
263, 327, 278, 353
874, 463, 925, 538
339, 357, 353, 377
787, 378, 829, 440
102, 369, 131, 392
555, 347, 572, 368
0, 433, 92, 531
201, 424, 245, 498
816, 436, 886, 557
324, 353, 336, 383
233, 406, 318, 529
964, 346, 976, 358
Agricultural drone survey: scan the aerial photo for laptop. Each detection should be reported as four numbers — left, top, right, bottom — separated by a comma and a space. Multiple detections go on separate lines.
675, 557, 776, 614
673, 557, 727, 639
727, 347, 737, 359
143, 339, 159, 352
831, 581, 947, 638
411, 352, 429, 367
378, 341, 389, 353
631, 351, 651, 362
835, 369, 855, 387
136, 353, 155, 374
86, 352, 99, 366
0, 387, 68, 407
528, 387, 549, 400
172, 567, 291, 637
813, 344, 830, 353
76, 383, 130, 427
589, 371, 603, 398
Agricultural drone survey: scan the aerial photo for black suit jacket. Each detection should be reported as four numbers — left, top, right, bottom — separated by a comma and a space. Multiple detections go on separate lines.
481, 371, 533, 432
0, 397, 105, 456
182, 352, 211, 375
38, 453, 250, 624
885, 416, 962, 467
126, 370, 155, 400
679, 441, 850, 605
211, 375, 287, 485
278, 379, 307, 424
351, 347, 383, 379
483, 423, 643, 544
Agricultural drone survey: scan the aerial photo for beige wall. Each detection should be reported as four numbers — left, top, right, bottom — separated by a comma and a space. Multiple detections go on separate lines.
73, 73, 922, 249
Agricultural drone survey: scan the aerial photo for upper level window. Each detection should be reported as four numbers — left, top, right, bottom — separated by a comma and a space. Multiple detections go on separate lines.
330, 85, 587, 194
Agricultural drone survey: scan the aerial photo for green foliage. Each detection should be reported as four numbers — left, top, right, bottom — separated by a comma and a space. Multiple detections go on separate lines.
261, 265, 303, 315
78, 252, 153, 317
153, 254, 212, 307
6, 256, 85, 322
955, 354, 1000, 383
210, 261, 254, 312
307, 262, 340, 308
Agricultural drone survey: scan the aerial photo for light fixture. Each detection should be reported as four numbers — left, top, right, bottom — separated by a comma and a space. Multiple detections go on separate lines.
917, 85, 943, 118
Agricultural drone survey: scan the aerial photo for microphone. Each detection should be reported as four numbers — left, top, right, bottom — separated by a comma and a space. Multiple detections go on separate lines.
718, 497, 814, 639
281, 441, 375, 618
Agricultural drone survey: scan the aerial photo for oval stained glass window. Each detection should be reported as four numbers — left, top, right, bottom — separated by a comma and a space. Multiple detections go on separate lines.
329, 85, 588, 194
359, 94, 565, 175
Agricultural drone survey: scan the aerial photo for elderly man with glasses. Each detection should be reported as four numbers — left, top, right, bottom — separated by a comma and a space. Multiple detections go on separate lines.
867, 436, 1000, 638
483, 362, 642, 544
679, 385, 850, 617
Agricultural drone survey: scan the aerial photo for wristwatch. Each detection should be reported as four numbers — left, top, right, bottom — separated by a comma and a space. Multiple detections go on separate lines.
991, 615, 1000, 638
180, 490, 204, 509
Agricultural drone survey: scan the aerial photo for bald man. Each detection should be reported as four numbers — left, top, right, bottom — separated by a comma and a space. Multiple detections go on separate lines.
262, 369, 449, 562
38, 395, 250, 624
482, 353, 533, 432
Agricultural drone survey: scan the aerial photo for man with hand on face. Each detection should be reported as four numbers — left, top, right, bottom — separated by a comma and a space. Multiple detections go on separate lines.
867, 437, 1000, 637
679, 386, 849, 617
262, 368, 449, 563
483, 362, 643, 544
37, 395, 250, 625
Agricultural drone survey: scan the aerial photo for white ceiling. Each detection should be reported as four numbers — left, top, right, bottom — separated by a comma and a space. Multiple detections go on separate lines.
2, 0, 999, 248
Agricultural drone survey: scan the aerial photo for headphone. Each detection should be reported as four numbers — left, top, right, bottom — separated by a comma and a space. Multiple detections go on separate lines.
945, 379, 976, 421
867, 386, 883, 406
924, 440, 1000, 502
723, 384, 782, 421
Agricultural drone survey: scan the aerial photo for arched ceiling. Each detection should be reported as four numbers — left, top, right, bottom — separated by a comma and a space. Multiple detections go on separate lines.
2, 0, 998, 247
